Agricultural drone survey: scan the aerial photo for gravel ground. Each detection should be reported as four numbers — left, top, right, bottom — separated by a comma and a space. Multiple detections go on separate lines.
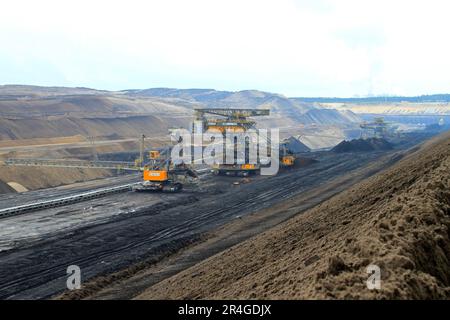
0, 132, 437, 299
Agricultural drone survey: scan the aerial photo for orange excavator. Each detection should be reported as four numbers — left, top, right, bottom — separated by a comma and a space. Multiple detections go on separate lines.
132, 149, 197, 192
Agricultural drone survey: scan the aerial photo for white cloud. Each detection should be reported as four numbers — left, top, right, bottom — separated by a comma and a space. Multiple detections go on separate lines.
0, 0, 449, 96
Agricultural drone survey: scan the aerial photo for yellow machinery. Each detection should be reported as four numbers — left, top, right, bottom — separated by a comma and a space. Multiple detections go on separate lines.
281, 155, 295, 167
279, 142, 296, 168
241, 163, 256, 170
210, 163, 257, 176
194, 108, 270, 176
194, 108, 269, 132
360, 117, 391, 139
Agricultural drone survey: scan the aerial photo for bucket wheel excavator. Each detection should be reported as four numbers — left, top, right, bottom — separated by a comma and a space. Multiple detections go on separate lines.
194, 108, 271, 176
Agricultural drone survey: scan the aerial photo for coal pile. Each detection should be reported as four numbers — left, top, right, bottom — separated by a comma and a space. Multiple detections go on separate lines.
293, 157, 318, 167
281, 137, 311, 153
332, 138, 393, 153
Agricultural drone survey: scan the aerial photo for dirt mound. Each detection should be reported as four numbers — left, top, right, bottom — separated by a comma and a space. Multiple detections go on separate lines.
137, 131, 450, 299
0, 165, 114, 191
0, 115, 185, 141
332, 138, 393, 153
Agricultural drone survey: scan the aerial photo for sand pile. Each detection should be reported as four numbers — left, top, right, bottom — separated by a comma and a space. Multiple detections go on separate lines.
332, 138, 393, 153
137, 131, 450, 299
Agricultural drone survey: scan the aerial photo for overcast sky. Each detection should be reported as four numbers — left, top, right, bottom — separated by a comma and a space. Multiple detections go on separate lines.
0, 0, 449, 97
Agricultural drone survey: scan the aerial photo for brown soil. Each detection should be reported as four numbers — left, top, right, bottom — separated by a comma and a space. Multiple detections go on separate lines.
137, 131, 450, 299
0, 135, 86, 148
0, 166, 114, 191
0, 115, 189, 141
